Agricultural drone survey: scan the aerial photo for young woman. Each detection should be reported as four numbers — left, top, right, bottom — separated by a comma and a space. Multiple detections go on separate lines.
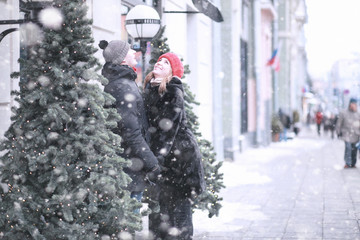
99, 40, 160, 207
143, 52, 206, 239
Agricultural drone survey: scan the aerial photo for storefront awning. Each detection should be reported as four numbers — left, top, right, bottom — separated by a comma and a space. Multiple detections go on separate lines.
163, 0, 223, 23
191, 0, 223, 22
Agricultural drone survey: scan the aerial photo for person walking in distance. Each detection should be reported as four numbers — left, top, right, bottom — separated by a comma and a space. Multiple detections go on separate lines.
336, 98, 360, 168
315, 110, 323, 136
328, 113, 338, 139
278, 109, 290, 141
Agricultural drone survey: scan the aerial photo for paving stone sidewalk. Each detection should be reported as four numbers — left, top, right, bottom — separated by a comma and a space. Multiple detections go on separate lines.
136, 127, 360, 239
192, 128, 360, 240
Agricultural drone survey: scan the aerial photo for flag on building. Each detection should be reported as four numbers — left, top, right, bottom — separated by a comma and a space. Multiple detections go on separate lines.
267, 41, 282, 72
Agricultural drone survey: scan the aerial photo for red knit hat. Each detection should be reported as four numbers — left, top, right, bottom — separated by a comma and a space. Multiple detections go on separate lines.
157, 52, 184, 78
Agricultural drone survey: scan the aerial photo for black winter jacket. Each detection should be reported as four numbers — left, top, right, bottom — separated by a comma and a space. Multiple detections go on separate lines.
102, 63, 158, 192
143, 77, 205, 197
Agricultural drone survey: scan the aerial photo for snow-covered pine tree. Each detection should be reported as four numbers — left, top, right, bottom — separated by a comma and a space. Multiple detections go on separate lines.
0, 0, 141, 239
145, 26, 225, 218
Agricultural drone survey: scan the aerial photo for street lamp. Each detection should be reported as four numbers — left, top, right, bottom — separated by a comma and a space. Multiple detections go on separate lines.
0, 0, 53, 42
125, 5, 161, 80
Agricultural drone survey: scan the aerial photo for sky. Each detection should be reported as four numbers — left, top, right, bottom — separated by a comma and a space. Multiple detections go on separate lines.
304, 0, 360, 79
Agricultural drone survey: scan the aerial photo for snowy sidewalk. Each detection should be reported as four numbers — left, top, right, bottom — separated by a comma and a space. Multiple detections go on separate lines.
136, 127, 360, 239
192, 127, 360, 240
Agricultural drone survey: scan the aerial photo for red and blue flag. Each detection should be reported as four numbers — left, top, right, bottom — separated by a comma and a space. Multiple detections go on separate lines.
267, 42, 281, 72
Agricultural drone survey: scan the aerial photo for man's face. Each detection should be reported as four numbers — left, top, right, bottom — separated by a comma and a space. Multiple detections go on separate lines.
350, 102, 357, 111
123, 49, 137, 68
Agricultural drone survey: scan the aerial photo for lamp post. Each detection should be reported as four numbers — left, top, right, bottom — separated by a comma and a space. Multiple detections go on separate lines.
0, 0, 53, 42
125, 5, 161, 81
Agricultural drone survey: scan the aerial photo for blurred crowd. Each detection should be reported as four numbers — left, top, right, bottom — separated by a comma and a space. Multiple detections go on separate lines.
307, 109, 338, 139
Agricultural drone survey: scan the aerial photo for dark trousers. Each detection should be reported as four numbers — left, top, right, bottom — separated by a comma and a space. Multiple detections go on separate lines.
316, 123, 321, 136
344, 142, 358, 167
330, 129, 335, 139
149, 189, 193, 240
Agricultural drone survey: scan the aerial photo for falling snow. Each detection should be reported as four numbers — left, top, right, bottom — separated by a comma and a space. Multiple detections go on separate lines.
38, 7, 64, 30
19, 23, 43, 46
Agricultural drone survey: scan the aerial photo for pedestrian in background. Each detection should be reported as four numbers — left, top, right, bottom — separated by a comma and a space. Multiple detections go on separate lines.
306, 112, 311, 128
99, 40, 160, 209
143, 52, 206, 240
323, 113, 331, 136
328, 113, 338, 139
315, 110, 323, 136
336, 98, 360, 168
292, 110, 301, 136
278, 109, 291, 141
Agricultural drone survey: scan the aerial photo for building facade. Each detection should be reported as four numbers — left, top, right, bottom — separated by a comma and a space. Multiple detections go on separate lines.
276, 0, 308, 120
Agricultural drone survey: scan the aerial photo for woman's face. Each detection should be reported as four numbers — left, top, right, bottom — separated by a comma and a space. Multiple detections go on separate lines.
153, 57, 172, 78
123, 49, 137, 67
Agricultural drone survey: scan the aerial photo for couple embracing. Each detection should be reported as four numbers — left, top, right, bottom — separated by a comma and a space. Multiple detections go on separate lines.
99, 39, 205, 240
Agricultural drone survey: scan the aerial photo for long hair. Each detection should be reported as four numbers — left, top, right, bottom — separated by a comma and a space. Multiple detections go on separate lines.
144, 71, 173, 95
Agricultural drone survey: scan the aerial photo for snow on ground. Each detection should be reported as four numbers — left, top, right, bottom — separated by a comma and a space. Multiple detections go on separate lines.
138, 127, 345, 239
193, 129, 329, 233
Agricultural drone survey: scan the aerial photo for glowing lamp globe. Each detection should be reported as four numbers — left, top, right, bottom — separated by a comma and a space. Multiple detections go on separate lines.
125, 5, 161, 40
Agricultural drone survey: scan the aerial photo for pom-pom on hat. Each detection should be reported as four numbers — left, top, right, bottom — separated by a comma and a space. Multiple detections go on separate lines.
99, 40, 130, 65
157, 52, 184, 78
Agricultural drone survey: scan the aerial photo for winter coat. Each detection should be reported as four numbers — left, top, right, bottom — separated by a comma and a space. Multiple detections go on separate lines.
102, 63, 158, 192
279, 110, 291, 129
315, 111, 323, 125
335, 108, 360, 143
329, 115, 338, 131
143, 77, 206, 197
